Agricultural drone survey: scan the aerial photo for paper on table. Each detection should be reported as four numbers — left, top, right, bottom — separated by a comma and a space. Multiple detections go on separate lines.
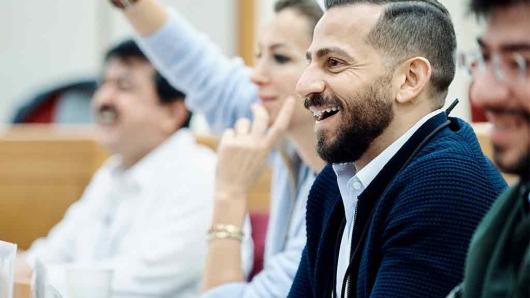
32, 259, 46, 298
32, 260, 64, 298
0, 241, 17, 298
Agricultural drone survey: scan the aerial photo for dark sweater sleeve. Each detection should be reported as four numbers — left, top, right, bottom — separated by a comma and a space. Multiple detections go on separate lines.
368, 155, 503, 298
288, 246, 313, 298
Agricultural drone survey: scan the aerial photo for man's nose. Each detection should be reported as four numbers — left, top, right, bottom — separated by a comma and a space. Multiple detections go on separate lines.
92, 85, 116, 107
296, 65, 325, 99
470, 69, 511, 111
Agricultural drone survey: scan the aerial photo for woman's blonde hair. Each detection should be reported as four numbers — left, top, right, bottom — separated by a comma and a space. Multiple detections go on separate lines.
274, 0, 323, 36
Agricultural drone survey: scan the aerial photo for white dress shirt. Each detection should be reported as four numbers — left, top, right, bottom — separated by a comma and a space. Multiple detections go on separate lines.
27, 129, 253, 298
333, 109, 443, 297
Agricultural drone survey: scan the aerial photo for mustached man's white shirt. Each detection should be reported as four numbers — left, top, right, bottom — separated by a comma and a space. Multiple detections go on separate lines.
27, 129, 253, 298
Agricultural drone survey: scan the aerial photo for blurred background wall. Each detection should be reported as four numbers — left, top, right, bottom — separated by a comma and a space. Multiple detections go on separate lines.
0, 0, 236, 124
0, 0, 482, 125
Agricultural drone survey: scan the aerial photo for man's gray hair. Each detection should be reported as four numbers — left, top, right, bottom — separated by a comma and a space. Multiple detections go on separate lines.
326, 0, 457, 106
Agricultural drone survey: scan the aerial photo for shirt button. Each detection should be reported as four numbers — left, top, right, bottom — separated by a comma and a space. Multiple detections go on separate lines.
352, 181, 363, 191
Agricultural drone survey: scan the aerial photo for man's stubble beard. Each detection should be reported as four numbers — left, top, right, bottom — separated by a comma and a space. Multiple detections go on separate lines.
494, 146, 530, 181
316, 74, 394, 164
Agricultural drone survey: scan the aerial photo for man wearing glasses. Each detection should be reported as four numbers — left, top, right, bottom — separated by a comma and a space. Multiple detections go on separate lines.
449, 0, 530, 297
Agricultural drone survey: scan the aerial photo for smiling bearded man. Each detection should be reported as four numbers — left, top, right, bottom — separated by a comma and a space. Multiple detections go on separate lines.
287, 1, 509, 297
447, 0, 530, 297
305, 73, 394, 163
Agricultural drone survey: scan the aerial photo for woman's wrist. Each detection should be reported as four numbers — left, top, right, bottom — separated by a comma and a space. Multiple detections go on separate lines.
212, 196, 247, 227
208, 224, 244, 242
119, 0, 168, 36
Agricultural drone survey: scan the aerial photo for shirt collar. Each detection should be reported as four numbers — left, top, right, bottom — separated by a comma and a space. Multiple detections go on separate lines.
332, 163, 360, 227
108, 129, 194, 191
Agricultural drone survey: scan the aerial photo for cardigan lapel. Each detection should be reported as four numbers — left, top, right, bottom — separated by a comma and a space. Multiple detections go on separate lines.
347, 112, 451, 296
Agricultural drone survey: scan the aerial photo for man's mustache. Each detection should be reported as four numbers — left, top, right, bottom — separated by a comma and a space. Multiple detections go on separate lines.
95, 104, 119, 124
304, 93, 343, 110
488, 107, 530, 122
97, 104, 118, 115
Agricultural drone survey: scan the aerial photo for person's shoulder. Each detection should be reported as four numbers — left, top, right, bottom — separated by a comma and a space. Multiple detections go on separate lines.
309, 164, 338, 200
306, 164, 340, 219
418, 118, 481, 159
141, 131, 217, 192
409, 118, 498, 175
313, 164, 336, 185
474, 183, 522, 229
186, 144, 217, 177
89, 155, 120, 181
169, 130, 217, 167
391, 118, 506, 199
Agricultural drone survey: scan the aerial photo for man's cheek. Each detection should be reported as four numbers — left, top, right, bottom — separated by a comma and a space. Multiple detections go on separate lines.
519, 84, 530, 111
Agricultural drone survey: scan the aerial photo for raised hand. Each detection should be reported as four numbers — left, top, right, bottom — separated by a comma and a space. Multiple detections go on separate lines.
214, 97, 296, 199
110, 0, 169, 36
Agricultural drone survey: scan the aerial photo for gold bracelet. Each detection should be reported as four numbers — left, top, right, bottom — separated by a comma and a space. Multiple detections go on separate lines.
207, 224, 244, 242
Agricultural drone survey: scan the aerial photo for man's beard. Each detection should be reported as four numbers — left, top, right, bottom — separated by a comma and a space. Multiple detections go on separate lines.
306, 75, 394, 164
492, 109, 530, 181
494, 147, 530, 181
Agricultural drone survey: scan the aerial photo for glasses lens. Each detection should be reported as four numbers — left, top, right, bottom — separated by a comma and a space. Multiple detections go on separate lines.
465, 50, 529, 84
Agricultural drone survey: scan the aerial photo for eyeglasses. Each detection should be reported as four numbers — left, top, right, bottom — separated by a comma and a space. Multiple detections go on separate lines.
458, 50, 530, 84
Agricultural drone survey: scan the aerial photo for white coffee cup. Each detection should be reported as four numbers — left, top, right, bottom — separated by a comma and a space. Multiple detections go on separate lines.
65, 267, 113, 298
0, 241, 17, 298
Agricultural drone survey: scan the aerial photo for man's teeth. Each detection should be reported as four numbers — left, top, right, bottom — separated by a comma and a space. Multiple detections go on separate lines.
98, 110, 117, 125
494, 122, 510, 130
312, 106, 340, 120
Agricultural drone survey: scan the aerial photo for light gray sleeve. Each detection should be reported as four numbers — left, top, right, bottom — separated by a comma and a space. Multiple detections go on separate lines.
201, 165, 313, 298
136, 10, 257, 133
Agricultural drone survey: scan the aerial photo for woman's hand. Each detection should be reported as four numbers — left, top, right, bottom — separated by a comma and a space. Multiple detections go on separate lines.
214, 97, 296, 200
111, 0, 169, 36
203, 97, 296, 291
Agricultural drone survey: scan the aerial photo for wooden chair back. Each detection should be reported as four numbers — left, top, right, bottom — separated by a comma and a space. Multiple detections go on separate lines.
0, 127, 272, 250
0, 125, 107, 249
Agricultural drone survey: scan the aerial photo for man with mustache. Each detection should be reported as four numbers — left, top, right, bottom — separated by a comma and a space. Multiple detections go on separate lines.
447, 0, 530, 297
288, 1, 508, 297
16, 40, 248, 297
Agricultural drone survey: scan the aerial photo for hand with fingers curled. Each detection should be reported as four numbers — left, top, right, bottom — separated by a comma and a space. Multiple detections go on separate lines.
214, 97, 296, 200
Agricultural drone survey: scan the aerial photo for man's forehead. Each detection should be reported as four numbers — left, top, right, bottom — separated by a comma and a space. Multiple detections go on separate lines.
310, 4, 382, 54
103, 58, 154, 78
481, 4, 530, 49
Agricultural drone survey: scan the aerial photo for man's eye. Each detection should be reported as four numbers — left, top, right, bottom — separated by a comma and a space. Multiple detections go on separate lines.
509, 53, 530, 70
117, 80, 133, 91
507, 57, 522, 70
480, 51, 491, 63
273, 54, 291, 64
326, 58, 342, 69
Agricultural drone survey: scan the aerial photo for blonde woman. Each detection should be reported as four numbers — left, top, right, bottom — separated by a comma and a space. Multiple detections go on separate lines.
111, 0, 324, 297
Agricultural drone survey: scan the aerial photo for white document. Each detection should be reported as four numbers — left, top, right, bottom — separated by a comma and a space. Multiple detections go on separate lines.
0, 241, 17, 298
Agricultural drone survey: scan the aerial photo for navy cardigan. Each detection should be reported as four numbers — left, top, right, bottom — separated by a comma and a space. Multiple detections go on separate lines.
288, 113, 507, 298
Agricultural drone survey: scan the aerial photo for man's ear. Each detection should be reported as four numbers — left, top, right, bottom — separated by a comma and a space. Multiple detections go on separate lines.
394, 57, 432, 104
162, 99, 188, 132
